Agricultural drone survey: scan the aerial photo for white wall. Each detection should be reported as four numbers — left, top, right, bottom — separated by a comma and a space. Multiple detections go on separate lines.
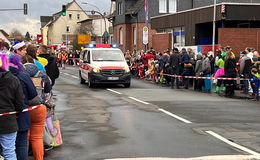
92, 18, 111, 36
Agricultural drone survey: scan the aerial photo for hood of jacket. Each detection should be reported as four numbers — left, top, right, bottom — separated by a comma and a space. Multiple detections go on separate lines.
254, 73, 260, 79
24, 63, 39, 77
39, 54, 55, 63
0, 71, 13, 90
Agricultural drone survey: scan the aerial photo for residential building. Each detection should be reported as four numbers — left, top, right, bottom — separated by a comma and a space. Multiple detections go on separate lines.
45, 0, 89, 48
109, 0, 177, 52
78, 15, 111, 44
151, 0, 260, 54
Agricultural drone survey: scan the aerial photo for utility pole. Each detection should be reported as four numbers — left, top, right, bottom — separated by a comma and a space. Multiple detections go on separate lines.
212, 0, 216, 55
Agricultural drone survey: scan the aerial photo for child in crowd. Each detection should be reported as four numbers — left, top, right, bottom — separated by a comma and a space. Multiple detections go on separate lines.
251, 68, 260, 101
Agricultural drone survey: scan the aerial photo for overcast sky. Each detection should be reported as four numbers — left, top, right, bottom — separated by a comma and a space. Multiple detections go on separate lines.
0, 0, 111, 36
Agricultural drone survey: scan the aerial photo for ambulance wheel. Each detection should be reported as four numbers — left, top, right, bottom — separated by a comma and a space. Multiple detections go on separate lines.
124, 83, 131, 88
79, 72, 85, 84
88, 76, 94, 88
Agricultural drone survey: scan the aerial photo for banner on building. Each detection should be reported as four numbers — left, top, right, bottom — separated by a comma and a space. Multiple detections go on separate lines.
144, 0, 149, 27
78, 34, 91, 44
143, 26, 149, 45
37, 34, 43, 44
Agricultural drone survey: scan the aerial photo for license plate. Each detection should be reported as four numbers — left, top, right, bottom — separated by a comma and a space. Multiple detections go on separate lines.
107, 77, 119, 80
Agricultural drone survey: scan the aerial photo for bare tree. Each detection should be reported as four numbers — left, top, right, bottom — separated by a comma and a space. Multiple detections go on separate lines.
9, 29, 23, 41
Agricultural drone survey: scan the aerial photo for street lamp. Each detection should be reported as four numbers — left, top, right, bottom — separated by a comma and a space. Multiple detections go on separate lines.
82, 2, 109, 44
82, 2, 101, 12
212, 0, 216, 54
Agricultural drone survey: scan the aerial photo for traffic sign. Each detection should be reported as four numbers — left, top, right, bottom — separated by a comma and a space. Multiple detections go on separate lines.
143, 26, 148, 45
78, 35, 91, 44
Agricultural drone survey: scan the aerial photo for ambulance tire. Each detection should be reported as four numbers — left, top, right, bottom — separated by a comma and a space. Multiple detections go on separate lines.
79, 71, 85, 84
88, 75, 95, 88
124, 83, 131, 88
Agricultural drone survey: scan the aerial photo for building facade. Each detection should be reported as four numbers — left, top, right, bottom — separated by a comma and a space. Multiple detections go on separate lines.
78, 15, 111, 44
151, 0, 260, 54
109, 0, 178, 52
46, 0, 89, 47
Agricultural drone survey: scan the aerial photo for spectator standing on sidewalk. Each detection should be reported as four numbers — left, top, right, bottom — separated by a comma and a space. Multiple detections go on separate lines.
200, 52, 212, 92
240, 51, 252, 94
9, 54, 38, 160
251, 68, 260, 101
245, 47, 253, 61
21, 55, 47, 160
194, 54, 203, 91
181, 48, 191, 89
37, 45, 59, 86
27, 45, 46, 72
169, 48, 181, 89
224, 51, 237, 97
0, 53, 24, 160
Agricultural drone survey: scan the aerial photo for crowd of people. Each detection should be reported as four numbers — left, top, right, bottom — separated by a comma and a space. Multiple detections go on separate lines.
0, 40, 59, 160
125, 46, 260, 100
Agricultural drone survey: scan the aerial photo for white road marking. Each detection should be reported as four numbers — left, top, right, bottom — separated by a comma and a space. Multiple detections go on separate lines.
107, 89, 122, 95
129, 97, 150, 105
105, 155, 258, 160
71, 75, 79, 79
158, 108, 192, 124
63, 73, 70, 76
206, 130, 260, 157
75, 121, 87, 123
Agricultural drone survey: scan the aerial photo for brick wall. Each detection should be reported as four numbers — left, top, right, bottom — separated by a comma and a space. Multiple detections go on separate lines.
113, 23, 156, 52
218, 28, 260, 56
152, 33, 172, 53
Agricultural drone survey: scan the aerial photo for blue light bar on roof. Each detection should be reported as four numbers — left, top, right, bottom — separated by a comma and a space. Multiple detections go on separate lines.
88, 44, 95, 48
111, 44, 118, 48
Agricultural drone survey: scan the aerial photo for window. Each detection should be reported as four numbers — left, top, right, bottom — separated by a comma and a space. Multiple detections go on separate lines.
159, 0, 167, 13
77, 14, 80, 20
119, 28, 123, 45
173, 27, 185, 47
69, 14, 72, 20
169, 0, 177, 13
66, 26, 70, 32
133, 27, 137, 45
118, 2, 123, 15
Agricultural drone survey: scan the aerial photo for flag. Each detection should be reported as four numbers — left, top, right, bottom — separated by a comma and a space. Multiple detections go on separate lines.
144, 0, 149, 27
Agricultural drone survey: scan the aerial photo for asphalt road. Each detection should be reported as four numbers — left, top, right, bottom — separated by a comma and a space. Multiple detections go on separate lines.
45, 66, 260, 160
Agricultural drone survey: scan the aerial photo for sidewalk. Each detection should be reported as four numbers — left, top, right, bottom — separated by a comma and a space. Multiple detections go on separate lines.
138, 77, 256, 101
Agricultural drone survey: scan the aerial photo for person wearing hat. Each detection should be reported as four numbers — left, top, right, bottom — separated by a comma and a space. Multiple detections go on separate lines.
9, 54, 38, 160
13, 41, 27, 57
0, 53, 24, 160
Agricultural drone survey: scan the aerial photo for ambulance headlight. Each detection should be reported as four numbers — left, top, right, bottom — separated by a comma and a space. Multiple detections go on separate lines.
124, 67, 130, 73
93, 67, 100, 73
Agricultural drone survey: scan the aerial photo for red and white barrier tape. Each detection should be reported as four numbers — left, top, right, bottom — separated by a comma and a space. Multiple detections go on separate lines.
163, 74, 252, 81
0, 105, 39, 117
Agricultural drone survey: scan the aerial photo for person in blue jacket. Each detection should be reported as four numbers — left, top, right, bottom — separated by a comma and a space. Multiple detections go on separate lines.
251, 68, 260, 101
9, 54, 38, 160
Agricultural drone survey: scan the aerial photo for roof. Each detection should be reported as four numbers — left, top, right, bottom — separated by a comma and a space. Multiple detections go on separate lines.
48, 0, 89, 27
40, 16, 53, 23
78, 15, 102, 23
0, 29, 9, 38
107, 10, 116, 19
126, 0, 144, 15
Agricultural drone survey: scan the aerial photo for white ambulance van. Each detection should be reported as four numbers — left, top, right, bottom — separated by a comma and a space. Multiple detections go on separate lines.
79, 44, 131, 88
